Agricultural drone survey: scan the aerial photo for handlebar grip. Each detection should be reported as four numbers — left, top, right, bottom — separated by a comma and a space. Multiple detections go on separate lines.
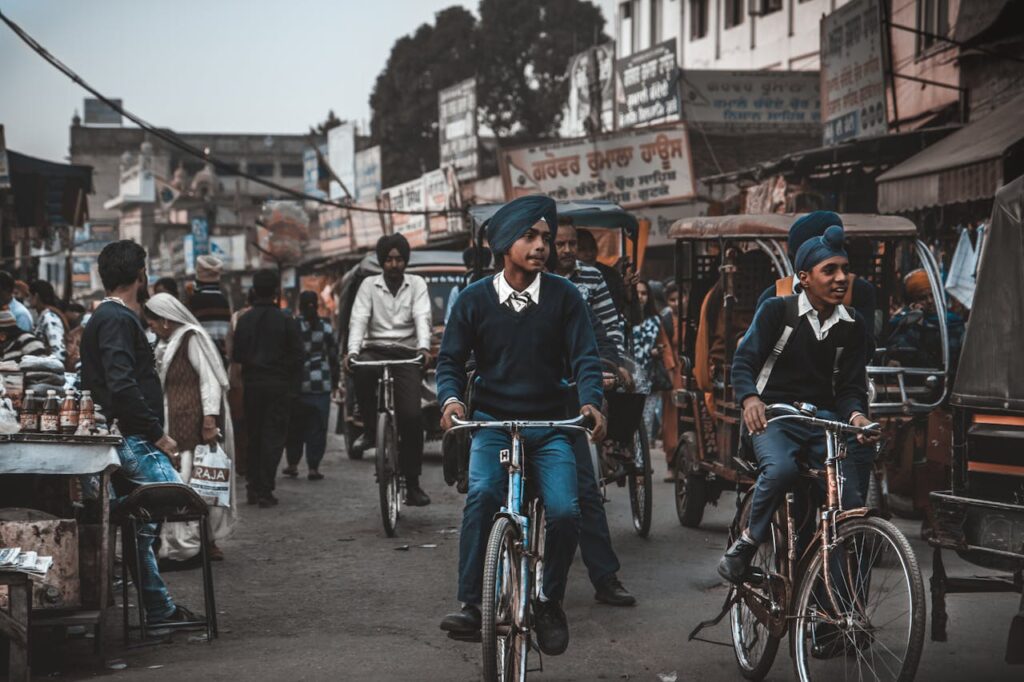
579, 414, 596, 431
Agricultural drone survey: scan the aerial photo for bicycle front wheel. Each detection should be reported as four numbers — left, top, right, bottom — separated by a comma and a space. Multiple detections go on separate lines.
482, 517, 525, 682
627, 424, 653, 538
792, 516, 925, 682
376, 412, 400, 537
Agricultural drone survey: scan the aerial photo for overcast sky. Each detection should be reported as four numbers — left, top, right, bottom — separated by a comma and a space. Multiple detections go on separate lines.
1, 0, 615, 164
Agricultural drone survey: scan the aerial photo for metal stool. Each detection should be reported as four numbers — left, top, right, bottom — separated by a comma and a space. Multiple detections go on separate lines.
113, 483, 217, 644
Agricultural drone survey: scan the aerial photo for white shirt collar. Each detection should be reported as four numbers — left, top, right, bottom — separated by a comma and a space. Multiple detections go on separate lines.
493, 272, 541, 306
797, 290, 852, 341
373, 274, 408, 293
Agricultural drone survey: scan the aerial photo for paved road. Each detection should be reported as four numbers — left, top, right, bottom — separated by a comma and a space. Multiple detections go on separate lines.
54, 414, 1020, 681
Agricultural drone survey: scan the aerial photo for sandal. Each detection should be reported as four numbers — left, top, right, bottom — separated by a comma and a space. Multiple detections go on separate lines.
282, 466, 299, 478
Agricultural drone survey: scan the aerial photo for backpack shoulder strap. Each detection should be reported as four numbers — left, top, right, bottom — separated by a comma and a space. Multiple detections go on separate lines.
755, 296, 802, 394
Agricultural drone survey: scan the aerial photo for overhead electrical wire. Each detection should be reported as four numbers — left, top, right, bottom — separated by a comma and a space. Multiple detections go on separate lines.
0, 9, 463, 218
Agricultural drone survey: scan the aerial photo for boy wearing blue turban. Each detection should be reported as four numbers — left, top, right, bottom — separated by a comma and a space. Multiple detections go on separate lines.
436, 194, 606, 656
719, 225, 879, 584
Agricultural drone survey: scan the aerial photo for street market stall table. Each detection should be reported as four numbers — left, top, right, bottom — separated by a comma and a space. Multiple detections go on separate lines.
0, 433, 121, 681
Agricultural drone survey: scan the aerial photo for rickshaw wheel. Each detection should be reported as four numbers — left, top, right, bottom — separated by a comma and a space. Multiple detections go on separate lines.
675, 433, 707, 528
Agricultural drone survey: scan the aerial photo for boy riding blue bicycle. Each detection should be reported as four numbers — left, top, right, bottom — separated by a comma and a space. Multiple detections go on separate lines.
435, 194, 606, 656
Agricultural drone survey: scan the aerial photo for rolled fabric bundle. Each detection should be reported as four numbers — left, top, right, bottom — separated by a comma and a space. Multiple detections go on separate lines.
19, 355, 66, 373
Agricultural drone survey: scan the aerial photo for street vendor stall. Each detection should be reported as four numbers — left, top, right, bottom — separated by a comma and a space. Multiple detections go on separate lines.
0, 432, 121, 681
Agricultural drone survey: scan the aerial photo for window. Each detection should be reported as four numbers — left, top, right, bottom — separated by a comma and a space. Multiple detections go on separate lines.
248, 162, 275, 177
279, 163, 304, 178
757, 0, 783, 14
724, 0, 744, 28
650, 0, 662, 46
620, 1, 633, 55
690, 0, 709, 39
916, 0, 949, 54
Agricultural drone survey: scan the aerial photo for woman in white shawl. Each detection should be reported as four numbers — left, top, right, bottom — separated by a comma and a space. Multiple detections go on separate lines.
144, 293, 236, 562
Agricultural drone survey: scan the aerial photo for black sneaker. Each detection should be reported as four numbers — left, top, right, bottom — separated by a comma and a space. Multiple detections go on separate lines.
594, 574, 636, 606
258, 493, 279, 508
440, 604, 481, 633
533, 600, 569, 656
718, 536, 759, 584
405, 486, 431, 507
150, 604, 199, 625
352, 433, 375, 452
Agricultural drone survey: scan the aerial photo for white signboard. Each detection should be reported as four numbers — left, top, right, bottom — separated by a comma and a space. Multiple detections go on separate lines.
615, 39, 680, 129
423, 168, 463, 236
499, 123, 696, 208
327, 122, 356, 199
438, 78, 478, 182
303, 146, 326, 198
820, 0, 887, 145
184, 234, 247, 275
562, 43, 616, 137
382, 178, 427, 248
681, 70, 821, 127
355, 146, 382, 201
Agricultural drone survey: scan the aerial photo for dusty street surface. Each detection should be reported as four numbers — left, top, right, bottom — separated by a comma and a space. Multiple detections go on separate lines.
45, 414, 1020, 681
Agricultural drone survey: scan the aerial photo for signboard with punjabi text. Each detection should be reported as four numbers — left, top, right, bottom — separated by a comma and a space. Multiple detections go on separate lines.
438, 78, 479, 182
681, 70, 821, 129
498, 123, 696, 208
615, 39, 680, 129
562, 43, 616, 137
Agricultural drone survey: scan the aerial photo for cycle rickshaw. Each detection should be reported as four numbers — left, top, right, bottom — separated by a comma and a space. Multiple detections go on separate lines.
929, 175, 1024, 664
465, 200, 655, 537
668, 213, 951, 528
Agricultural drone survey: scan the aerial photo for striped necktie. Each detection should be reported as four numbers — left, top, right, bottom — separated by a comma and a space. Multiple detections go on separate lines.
504, 291, 534, 312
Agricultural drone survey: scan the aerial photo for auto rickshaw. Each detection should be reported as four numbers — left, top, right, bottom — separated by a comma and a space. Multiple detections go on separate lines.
669, 213, 950, 528
335, 249, 468, 458
929, 175, 1024, 663
464, 200, 655, 537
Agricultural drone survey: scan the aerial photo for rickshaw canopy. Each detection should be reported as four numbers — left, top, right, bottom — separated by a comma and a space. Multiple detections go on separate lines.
951, 174, 1024, 413
668, 214, 918, 241
468, 200, 639, 239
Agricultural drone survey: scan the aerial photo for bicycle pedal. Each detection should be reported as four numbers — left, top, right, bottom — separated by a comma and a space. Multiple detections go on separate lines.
744, 567, 767, 585
446, 630, 481, 643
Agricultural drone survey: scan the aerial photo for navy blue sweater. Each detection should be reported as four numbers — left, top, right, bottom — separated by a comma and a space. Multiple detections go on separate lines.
436, 273, 604, 419
732, 297, 868, 420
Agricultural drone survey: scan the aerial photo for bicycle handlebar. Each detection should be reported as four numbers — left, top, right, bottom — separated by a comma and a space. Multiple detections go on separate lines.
764, 403, 880, 437
446, 414, 594, 436
349, 357, 424, 368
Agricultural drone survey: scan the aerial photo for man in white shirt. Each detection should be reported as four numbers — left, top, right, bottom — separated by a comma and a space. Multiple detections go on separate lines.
344, 234, 433, 506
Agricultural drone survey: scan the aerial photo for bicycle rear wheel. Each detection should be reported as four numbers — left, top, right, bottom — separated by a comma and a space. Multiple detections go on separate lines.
482, 517, 525, 682
728, 494, 783, 680
792, 516, 925, 682
376, 412, 400, 537
627, 424, 653, 537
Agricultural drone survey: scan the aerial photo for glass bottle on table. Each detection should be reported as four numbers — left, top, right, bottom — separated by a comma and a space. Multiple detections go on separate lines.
60, 389, 79, 435
19, 389, 38, 433
40, 389, 60, 434
78, 390, 95, 435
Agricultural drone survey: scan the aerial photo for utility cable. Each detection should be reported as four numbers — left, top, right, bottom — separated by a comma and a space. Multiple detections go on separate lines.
0, 9, 462, 218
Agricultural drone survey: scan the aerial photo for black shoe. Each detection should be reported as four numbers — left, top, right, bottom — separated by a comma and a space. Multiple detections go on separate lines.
308, 470, 324, 481
258, 493, 279, 508
594, 574, 636, 606
440, 605, 481, 633
718, 535, 759, 585
281, 466, 299, 478
405, 486, 431, 507
352, 433, 375, 452
533, 600, 569, 656
150, 604, 199, 625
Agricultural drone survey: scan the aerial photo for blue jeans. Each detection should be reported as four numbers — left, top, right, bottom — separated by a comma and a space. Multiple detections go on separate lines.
747, 410, 863, 544
286, 393, 332, 470
572, 434, 620, 587
457, 411, 580, 606
114, 436, 182, 620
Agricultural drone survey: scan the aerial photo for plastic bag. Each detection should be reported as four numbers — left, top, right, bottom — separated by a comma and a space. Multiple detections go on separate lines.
0, 385, 20, 434
188, 443, 232, 507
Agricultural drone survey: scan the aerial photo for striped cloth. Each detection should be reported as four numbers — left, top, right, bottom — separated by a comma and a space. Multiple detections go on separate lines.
188, 283, 232, 362
34, 308, 67, 364
567, 261, 626, 357
0, 330, 48, 363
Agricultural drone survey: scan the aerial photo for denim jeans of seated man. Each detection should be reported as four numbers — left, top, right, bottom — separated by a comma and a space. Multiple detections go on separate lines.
456, 411, 581, 607
113, 435, 182, 621
571, 433, 620, 588
747, 409, 865, 545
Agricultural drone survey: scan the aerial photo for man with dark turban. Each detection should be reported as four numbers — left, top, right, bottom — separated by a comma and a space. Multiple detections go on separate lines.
884, 268, 965, 374
720, 225, 878, 585
436, 194, 606, 656
344, 232, 433, 506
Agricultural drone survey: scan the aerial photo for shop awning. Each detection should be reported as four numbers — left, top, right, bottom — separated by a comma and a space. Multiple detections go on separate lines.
876, 92, 1024, 213
7, 150, 93, 231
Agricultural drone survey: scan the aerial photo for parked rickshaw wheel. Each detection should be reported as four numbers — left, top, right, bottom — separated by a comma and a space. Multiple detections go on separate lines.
674, 433, 707, 528
627, 424, 653, 538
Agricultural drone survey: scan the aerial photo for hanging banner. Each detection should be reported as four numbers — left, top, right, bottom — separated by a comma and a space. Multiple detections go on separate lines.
498, 123, 696, 208
355, 146, 382, 201
303, 146, 327, 199
190, 217, 210, 257
561, 43, 616, 137
615, 39, 680, 129
680, 70, 820, 127
382, 179, 427, 248
317, 205, 350, 257
423, 168, 464, 237
820, 0, 887, 145
327, 122, 356, 199
438, 78, 479, 182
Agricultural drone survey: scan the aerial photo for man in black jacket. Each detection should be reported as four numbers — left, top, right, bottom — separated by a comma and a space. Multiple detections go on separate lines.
81, 240, 195, 626
232, 269, 302, 507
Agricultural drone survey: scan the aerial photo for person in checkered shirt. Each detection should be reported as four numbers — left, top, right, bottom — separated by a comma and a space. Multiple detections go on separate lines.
283, 291, 339, 480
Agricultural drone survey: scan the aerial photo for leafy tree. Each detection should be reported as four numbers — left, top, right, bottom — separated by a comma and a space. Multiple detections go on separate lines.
369, 7, 478, 187
476, 0, 607, 139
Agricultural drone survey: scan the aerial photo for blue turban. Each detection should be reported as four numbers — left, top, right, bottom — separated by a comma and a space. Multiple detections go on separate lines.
788, 211, 843, 259
486, 195, 558, 255
794, 224, 848, 273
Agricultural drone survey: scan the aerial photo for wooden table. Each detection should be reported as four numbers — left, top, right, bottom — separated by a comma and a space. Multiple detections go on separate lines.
0, 435, 120, 679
